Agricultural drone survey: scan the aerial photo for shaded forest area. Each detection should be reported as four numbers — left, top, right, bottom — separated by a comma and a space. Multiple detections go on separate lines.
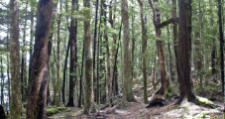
0, 0, 224, 118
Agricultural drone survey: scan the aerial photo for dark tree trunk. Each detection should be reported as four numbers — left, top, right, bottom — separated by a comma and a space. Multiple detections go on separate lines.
210, 0, 216, 75
172, 0, 178, 81
99, 1, 107, 104
218, 0, 224, 92
62, 36, 70, 105
46, 40, 52, 105
1, 56, 4, 105
176, 0, 196, 104
26, 0, 54, 118
78, 41, 85, 108
67, 0, 78, 107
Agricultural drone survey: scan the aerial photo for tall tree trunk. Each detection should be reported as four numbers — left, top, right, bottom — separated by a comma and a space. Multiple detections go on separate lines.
109, 0, 118, 97
67, 0, 78, 107
9, 0, 22, 118
121, 0, 136, 102
218, 0, 224, 93
6, 28, 10, 108
28, 1, 35, 86
55, 0, 62, 107
62, 36, 70, 105
210, 0, 216, 75
172, 0, 178, 81
99, 1, 106, 104
26, 0, 54, 118
83, 0, 93, 114
1, 55, 4, 105
176, 0, 196, 104
78, 41, 84, 107
137, 0, 148, 104
102, 0, 111, 103
21, 3, 28, 104
93, 0, 99, 104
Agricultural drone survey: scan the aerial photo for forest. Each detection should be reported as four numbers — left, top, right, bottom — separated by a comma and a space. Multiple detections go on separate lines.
0, 0, 224, 118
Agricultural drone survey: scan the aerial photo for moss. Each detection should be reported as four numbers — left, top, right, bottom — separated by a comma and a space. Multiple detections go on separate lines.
22, 109, 26, 114
46, 108, 58, 116
196, 96, 213, 105
56, 107, 67, 111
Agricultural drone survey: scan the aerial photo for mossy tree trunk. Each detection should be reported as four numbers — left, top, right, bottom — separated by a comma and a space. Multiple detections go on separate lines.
26, 0, 54, 118
83, 0, 93, 114
55, 0, 62, 107
121, 0, 136, 102
9, 0, 22, 118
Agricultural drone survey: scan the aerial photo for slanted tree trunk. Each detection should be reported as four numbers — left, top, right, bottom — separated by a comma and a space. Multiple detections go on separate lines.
121, 0, 136, 102
137, 0, 148, 104
9, 0, 22, 118
83, 0, 93, 114
176, 0, 196, 104
156, 41, 169, 95
26, 0, 54, 118
148, 0, 178, 96
67, 0, 78, 107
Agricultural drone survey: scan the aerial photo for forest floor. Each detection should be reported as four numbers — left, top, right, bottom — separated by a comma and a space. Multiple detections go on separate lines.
48, 76, 224, 119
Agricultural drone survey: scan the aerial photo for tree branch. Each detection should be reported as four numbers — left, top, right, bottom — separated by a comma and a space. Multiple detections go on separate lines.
156, 17, 179, 29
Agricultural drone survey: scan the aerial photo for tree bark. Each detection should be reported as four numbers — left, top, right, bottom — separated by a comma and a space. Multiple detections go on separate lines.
218, 0, 224, 93
9, 0, 22, 118
67, 0, 78, 107
26, 0, 54, 118
172, 0, 179, 81
155, 41, 169, 95
1, 56, 4, 105
93, 0, 99, 104
83, 0, 93, 114
102, 0, 111, 103
21, 3, 28, 103
121, 0, 136, 102
148, 0, 172, 96
176, 0, 196, 104
137, 0, 148, 104
55, 0, 62, 107
78, 41, 84, 107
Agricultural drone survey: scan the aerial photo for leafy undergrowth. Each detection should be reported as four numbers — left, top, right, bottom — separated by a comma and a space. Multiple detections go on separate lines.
47, 78, 224, 119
